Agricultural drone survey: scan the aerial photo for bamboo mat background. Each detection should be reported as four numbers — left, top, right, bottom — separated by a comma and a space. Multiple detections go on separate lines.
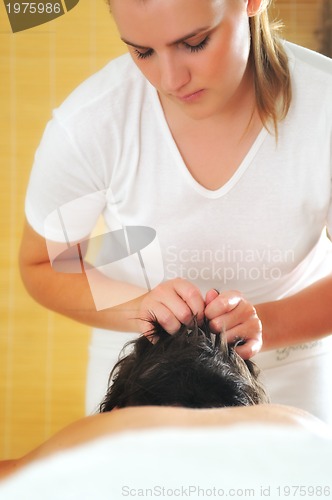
0, 0, 323, 460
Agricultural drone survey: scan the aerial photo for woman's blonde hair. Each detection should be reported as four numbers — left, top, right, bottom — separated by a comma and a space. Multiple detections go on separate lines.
249, 0, 292, 137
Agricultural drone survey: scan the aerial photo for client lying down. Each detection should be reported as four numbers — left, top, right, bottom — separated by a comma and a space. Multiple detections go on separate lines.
0, 318, 330, 485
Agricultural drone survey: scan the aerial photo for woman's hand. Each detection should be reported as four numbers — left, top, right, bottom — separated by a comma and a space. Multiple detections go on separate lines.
204, 289, 262, 359
137, 279, 262, 359
138, 278, 205, 335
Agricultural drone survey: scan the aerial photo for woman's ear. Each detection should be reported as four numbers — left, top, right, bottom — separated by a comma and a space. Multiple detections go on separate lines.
247, 0, 263, 17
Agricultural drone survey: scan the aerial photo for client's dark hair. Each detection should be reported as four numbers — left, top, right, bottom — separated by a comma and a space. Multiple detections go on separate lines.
99, 318, 269, 412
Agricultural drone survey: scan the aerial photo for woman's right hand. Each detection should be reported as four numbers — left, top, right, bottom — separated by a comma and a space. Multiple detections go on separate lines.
137, 278, 205, 335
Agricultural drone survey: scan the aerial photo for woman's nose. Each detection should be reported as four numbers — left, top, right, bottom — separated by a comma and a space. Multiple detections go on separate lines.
159, 54, 191, 93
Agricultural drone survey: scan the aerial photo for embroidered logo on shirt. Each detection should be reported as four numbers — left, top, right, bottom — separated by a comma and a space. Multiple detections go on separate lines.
276, 341, 323, 362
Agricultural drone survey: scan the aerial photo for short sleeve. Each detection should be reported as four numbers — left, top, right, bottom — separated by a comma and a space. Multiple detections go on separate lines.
25, 115, 110, 242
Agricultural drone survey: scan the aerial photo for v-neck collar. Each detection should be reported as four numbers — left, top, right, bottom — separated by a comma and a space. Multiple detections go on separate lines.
149, 83, 269, 199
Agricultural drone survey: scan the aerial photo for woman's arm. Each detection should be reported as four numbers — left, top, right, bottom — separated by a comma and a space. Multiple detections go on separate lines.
255, 274, 332, 351
19, 220, 145, 332
19, 221, 207, 333
204, 275, 332, 354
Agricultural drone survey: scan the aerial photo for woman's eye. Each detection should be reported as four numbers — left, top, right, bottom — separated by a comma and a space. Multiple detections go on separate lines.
134, 48, 154, 60
132, 35, 210, 60
184, 36, 210, 53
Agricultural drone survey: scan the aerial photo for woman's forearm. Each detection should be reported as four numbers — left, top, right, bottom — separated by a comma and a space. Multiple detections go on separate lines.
20, 261, 146, 332
255, 274, 332, 351
19, 221, 149, 332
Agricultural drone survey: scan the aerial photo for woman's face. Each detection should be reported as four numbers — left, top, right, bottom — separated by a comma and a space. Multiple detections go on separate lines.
110, 0, 256, 120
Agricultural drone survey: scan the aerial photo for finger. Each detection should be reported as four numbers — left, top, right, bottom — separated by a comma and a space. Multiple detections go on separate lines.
173, 278, 205, 324
208, 298, 252, 333
234, 337, 263, 360
205, 288, 219, 306
143, 281, 199, 332
205, 290, 242, 320
140, 302, 182, 335
209, 311, 262, 342
221, 317, 263, 359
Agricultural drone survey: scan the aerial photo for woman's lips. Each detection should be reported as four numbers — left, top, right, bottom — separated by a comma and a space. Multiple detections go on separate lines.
176, 89, 205, 103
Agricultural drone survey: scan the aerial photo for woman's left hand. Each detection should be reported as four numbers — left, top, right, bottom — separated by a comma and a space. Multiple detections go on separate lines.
204, 289, 262, 359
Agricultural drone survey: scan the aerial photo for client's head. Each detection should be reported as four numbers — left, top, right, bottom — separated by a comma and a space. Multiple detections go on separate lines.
99, 318, 269, 413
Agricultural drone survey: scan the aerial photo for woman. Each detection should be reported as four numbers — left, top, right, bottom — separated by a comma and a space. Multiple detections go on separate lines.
19, 0, 332, 419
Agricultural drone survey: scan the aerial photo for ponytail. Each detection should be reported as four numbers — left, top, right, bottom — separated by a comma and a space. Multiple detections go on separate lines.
249, 1, 292, 137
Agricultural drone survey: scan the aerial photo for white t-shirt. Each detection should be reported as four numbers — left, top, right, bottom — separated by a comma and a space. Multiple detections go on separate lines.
25, 42, 332, 420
